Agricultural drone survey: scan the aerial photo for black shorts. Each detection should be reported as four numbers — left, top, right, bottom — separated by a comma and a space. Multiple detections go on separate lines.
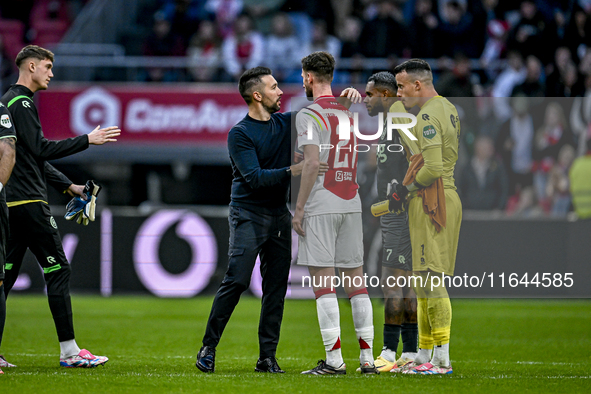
381, 211, 412, 271
6, 202, 69, 276
0, 202, 7, 281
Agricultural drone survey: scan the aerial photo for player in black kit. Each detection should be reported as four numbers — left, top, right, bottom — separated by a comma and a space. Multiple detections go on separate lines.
0, 102, 17, 374
363, 72, 417, 372
0, 45, 119, 368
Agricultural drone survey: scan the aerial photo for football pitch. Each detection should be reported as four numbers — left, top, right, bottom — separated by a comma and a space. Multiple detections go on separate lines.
1, 296, 589, 393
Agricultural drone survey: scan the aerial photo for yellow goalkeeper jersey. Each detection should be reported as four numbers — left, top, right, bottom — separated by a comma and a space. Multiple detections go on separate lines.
390, 96, 460, 190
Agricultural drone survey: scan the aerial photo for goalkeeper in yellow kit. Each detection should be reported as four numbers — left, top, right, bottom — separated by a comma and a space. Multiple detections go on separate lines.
387, 59, 462, 375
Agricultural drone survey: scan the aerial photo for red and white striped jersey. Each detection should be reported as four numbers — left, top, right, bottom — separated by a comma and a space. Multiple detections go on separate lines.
296, 96, 361, 217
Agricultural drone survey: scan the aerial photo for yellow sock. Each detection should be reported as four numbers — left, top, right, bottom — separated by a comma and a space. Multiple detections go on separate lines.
429, 297, 451, 346
417, 297, 433, 350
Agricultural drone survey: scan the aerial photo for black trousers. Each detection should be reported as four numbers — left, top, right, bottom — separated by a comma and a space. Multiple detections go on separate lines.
3, 202, 74, 342
202, 206, 292, 359
0, 202, 8, 350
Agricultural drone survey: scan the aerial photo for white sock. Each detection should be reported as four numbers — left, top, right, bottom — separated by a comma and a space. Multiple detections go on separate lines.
431, 343, 450, 367
400, 352, 417, 361
380, 347, 397, 362
60, 339, 81, 359
414, 348, 432, 365
316, 292, 343, 367
350, 292, 374, 364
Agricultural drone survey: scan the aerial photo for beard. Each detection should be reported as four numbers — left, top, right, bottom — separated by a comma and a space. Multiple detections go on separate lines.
368, 101, 384, 117
304, 84, 313, 98
262, 96, 281, 114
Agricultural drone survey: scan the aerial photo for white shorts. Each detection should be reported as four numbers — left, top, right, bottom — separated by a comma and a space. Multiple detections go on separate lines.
296, 212, 364, 268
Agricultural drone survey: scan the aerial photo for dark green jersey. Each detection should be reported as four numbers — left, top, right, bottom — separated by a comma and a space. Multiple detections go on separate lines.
0, 85, 89, 205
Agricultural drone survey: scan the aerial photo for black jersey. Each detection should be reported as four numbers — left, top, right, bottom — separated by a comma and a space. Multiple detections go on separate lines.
0, 85, 89, 205
376, 119, 409, 200
0, 102, 17, 204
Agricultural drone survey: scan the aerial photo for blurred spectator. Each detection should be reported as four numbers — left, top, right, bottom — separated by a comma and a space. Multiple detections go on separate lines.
205, 0, 244, 38
264, 13, 302, 82
535, 0, 570, 32
243, 0, 286, 34
569, 138, 591, 219
437, 53, 476, 97
409, 0, 440, 58
511, 55, 545, 97
532, 101, 575, 207
359, 0, 405, 58
548, 62, 585, 97
580, 0, 591, 13
187, 20, 222, 82
307, 20, 341, 60
563, 5, 591, 63
159, 0, 212, 48
578, 49, 591, 78
458, 135, 509, 210
0, 35, 17, 94
280, 0, 336, 36
569, 65, 591, 156
492, 51, 526, 121
505, 186, 544, 217
507, 0, 558, 65
496, 96, 536, 194
142, 12, 185, 82
546, 144, 576, 215
221, 14, 264, 80
472, 0, 504, 26
479, 18, 510, 80
0, 0, 34, 42
339, 16, 363, 57
438, 0, 480, 58
546, 46, 574, 96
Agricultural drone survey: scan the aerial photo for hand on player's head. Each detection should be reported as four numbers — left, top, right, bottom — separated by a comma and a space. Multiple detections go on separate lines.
340, 87, 362, 104
87, 125, 121, 145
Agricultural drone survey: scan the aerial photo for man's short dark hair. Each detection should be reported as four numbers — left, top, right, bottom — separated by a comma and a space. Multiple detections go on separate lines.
393, 59, 432, 79
368, 71, 397, 94
16, 45, 54, 68
238, 67, 272, 104
301, 51, 335, 83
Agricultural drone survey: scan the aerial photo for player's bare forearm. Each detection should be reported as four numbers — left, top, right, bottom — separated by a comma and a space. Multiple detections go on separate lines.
0, 137, 16, 186
296, 160, 319, 208
290, 160, 328, 177
293, 145, 320, 236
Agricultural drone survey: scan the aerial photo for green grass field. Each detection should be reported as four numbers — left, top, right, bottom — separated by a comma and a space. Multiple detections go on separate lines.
0, 296, 589, 393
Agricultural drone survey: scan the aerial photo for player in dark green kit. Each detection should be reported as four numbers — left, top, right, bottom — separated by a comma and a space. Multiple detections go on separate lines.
363, 72, 417, 372
1, 45, 120, 368
0, 102, 16, 374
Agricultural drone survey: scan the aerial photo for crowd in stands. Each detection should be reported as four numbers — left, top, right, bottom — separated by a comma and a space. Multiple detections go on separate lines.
0, 0, 87, 92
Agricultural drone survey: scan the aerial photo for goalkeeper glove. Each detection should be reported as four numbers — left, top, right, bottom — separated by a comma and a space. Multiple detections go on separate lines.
83, 180, 102, 222
65, 195, 87, 222
64, 180, 102, 225
387, 179, 408, 214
